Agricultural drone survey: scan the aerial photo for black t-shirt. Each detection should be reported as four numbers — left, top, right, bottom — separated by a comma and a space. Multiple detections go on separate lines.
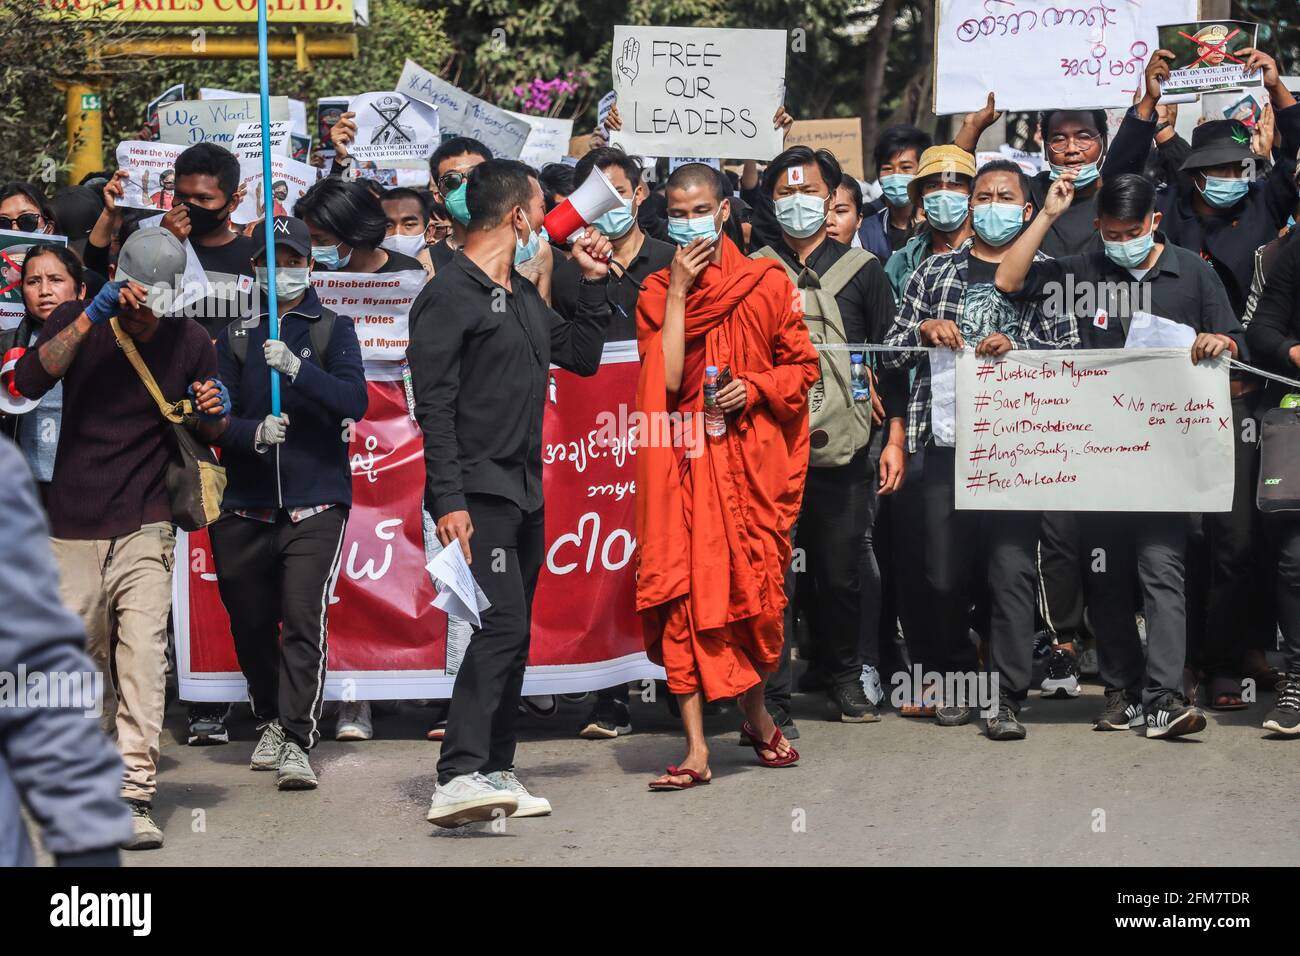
375, 249, 425, 274
192, 234, 258, 339
428, 238, 457, 273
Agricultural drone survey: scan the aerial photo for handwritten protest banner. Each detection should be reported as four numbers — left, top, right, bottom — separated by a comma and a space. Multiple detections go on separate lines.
232, 121, 291, 160
348, 92, 440, 165
954, 349, 1233, 512
934, 0, 1196, 114
158, 96, 289, 148
786, 117, 864, 179
609, 25, 787, 160
115, 141, 185, 211
397, 59, 531, 159
312, 271, 426, 360
201, 88, 308, 137
1158, 20, 1260, 96
232, 154, 320, 226
505, 111, 576, 169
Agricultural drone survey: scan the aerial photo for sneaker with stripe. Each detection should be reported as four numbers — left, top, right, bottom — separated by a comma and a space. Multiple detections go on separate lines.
1145, 694, 1206, 739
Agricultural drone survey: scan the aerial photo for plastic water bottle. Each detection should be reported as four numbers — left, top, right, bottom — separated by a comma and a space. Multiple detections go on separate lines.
703, 365, 726, 437
850, 352, 870, 403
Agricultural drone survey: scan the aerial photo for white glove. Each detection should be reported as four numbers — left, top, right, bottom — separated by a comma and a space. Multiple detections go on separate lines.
255, 413, 289, 450
263, 339, 302, 380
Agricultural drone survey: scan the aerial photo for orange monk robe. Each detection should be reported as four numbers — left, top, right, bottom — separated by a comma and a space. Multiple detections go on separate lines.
634, 235, 820, 701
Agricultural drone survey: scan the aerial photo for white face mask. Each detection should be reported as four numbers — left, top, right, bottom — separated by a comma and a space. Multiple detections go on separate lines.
255, 267, 311, 301
381, 232, 427, 258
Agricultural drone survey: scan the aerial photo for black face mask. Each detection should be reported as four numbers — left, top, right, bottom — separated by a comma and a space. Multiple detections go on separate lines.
184, 201, 229, 237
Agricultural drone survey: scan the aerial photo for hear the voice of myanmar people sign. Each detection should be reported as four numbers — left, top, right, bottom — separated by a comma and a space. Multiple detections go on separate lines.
610, 25, 787, 161
954, 349, 1234, 512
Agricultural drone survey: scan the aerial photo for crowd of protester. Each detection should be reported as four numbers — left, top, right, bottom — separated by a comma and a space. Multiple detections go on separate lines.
3, 43, 1300, 850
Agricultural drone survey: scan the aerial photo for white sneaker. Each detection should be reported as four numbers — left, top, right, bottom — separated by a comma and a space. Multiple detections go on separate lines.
335, 700, 373, 741
486, 769, 552, 817
860, 664, 884, 706
427, 772, 519, 828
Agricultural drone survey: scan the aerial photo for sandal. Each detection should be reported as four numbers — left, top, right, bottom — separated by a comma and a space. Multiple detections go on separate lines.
741, 721, 800, 767
1208, 675, 1248, 711
649, 764, 711, 791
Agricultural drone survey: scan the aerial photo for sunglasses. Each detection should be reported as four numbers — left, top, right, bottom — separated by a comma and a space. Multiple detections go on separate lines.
437, 171, 468, 194
0, 213, 44, 232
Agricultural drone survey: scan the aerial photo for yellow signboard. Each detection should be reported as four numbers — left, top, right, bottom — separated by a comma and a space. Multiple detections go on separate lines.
39, 0, 354, 24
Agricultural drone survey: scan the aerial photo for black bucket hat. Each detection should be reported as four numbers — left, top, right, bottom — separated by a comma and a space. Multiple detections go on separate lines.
1180, 119, 1255, 172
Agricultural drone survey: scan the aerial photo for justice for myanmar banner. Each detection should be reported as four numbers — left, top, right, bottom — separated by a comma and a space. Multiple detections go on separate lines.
175, 341, 665, 702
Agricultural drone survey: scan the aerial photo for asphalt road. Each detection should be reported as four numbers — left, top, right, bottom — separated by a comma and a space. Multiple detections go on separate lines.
107, 680, 1298, 867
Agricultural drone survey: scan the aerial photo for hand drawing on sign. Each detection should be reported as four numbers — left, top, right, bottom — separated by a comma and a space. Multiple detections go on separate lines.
617, 37, 640, 85
368, 95, 416, 147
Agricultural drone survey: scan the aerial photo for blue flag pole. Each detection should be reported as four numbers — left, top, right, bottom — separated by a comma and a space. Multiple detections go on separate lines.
256, 0, 281, 416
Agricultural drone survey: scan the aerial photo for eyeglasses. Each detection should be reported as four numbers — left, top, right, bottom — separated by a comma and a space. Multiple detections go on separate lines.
1046, 131, 1100, 155
437, 171, 468, 194
0, 213, 44, 232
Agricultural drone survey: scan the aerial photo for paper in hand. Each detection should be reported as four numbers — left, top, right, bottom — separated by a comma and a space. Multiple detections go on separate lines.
426, 540, 491, 628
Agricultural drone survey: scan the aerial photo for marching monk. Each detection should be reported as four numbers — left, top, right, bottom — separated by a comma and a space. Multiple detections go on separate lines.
635, 163, 820, 791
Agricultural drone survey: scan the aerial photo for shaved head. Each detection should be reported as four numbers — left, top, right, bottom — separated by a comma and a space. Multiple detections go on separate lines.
666, 162, 727, 202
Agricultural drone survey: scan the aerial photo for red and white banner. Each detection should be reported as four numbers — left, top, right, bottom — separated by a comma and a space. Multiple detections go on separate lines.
175, 342, 664, 702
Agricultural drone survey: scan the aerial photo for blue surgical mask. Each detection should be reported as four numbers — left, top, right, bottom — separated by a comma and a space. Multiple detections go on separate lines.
311, 243, 351, 270
593, 198, 637, 240
255, 266, 312, 301
1049, 161, 1100, 189
1103, 227, 1156, 269
774, 193, 827, 239
921, 190, 969, 231
667, 209, 721, 246
514, 213, 549, 266
1199, 174, 1250, 209
971, 202, 1026, 247
880, 173, 914, 207
445, 182, 471, 224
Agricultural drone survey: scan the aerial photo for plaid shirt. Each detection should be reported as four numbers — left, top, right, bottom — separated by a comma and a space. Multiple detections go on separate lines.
882, 241, 1079, 453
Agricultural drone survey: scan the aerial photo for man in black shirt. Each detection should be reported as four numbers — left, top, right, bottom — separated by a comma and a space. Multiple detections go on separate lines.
409, 159, 613, 827
750, 145, 908, 727
558, 147, 675, 739
997, 173, 1242, 739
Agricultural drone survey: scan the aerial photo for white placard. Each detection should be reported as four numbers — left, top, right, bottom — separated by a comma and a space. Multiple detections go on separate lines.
348, 92, 440, 165
311, 270, 426, 361
202, 87, 307, 136
609, 25, 787, 160
158, 96, 290, 148
232, 154, 320, 226
114, 141, 185, 210
954, 349, 1233, 512
396, 59, 531, 159
505, 111, 576, 169
597, 90, 617, 130
930, 347, 959, 447
933, 0, 1197, 114
138, 214, 212, 314
232, 121, 291, 160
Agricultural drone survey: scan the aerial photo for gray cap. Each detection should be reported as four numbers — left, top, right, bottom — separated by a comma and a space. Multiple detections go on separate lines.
117, 226, 187, 315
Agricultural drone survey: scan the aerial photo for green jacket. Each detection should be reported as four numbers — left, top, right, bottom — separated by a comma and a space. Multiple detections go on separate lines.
884, 230, 934, 305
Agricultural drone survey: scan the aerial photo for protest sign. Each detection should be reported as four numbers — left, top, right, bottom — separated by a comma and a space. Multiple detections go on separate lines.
201, 88, 308, 136
568, 133, 593, 158
609, 25, 787, 160
597, 90, 618, 130
0, 231, 67, 330
348, 92, 440, 165
158, 96, 290, 148
138, 214, 214, 314
976, 144, 1043, 176
668, 157, 719, 173
934, 0, 1196, 113
1158, 21, 1260, 96
317, 96, 350, 158
397, 59, 531, 159
786, 117, 865, 179
232, 154, 320, 226
291, 133, 312, 162
505, 111, 576, 169
144, 83, 184, 141
953, 349, 1233, 512
311, 270, 425, 360
114, 141, 185, 211
176, 343, 659, 702
231, 121, 291, 160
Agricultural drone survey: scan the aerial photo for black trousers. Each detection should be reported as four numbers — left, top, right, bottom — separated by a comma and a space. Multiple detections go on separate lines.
1187, 392, 1275, 676
437, 494, 544, 786
1273, 516, 1300, 674
921, 446, 1039, 701
1037, 511, 1087, 640
209, 507, 348, 749
1082, 512, 1188, 708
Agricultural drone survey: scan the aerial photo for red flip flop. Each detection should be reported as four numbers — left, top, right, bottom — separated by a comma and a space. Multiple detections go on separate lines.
741, 721, 800, 767
649, 765, 711, 791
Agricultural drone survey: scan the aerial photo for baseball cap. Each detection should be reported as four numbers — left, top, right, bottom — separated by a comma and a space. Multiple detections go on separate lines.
909, 146, 978, 203
116, 226, 187, 316
251, 216, 313, 260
